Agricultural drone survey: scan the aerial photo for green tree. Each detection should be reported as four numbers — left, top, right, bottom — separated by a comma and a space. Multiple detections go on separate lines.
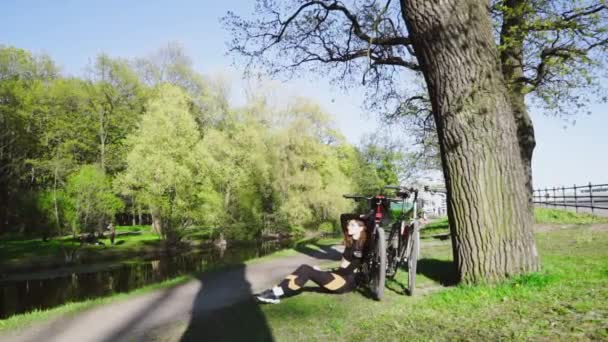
65, 165, 123, 235
86, 54, 147, 174
117, 84, 218, 242
134, 42, 231, 134
265, 99, 355, 234
355, 135, 403, 193
29, 78, 98, 235
0, 46, 58, 233
200, 120, 271, 239
36, 188, 72, 237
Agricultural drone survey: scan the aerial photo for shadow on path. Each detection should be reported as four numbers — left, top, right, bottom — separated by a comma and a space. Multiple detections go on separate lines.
180, 265, 274, 342
293, 239, 342, 262
3, 238, 342, 342
179, 238, 344, 341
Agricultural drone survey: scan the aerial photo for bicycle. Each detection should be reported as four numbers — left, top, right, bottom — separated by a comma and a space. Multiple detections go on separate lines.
384, 185, 430, 296
342, 192, 405, 300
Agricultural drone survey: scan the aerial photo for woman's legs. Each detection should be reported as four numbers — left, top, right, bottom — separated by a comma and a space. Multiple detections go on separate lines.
277, 264, 349, 295
256, 264, 353, 303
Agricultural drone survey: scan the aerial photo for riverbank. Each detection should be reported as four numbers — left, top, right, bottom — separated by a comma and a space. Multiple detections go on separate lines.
1, 226, 158, 273
0, 226, 311, 275
0, 236, 338, 334
0, 237, 346, 341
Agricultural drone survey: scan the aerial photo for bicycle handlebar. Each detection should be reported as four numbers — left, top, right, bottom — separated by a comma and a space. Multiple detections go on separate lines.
343, 194, 404, 203
342, 194, 371, 201
385, 185, 447, 196
384, 185, 417, 199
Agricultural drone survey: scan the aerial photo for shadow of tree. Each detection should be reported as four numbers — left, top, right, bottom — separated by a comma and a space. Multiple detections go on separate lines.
149, 233, 428, 338
417, 258, 458, 286
179, 237, 348, 341
354, 283, 376, 299
386, 277, 408, 295
180, 265, 274, 341
293, 239, 342, 262
384, 258, 457, 296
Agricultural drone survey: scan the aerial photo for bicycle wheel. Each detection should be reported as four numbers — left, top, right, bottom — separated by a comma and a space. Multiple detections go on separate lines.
385, 224, 400, 279
407, 222, 419, 296
371, 227, 387, 300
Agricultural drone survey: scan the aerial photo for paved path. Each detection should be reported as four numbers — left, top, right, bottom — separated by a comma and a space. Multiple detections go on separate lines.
1, 244, 344, 342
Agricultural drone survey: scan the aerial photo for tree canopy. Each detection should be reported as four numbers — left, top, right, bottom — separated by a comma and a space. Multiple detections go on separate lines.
0, 44, 404, 241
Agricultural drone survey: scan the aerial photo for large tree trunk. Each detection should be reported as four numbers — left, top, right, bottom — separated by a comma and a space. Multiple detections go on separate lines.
401, 0, 539, 283
500, 0, 536, 211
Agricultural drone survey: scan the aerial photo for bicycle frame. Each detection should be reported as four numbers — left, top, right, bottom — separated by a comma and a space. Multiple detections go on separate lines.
343, 193, 390, 299
385, 187, 422, 281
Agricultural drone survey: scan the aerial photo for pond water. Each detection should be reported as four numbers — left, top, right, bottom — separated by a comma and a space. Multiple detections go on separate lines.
0, 239, 293, 319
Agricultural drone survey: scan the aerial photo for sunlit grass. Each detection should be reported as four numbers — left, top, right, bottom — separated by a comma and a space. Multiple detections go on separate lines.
421, 217, 449, 237
534, 207, 608, 224
418, 208, 608, 239
0, 227, 162, 264
248, 225, 608, 341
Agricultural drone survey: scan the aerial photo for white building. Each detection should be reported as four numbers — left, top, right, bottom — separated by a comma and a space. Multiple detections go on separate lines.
413, 172, 447, 217
418, 191, 447, 217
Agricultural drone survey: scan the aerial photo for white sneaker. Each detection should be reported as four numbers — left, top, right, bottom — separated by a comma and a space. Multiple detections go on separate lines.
255, 289, 281, 304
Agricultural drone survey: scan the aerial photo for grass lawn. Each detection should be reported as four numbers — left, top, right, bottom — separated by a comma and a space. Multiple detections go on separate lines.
0, 226, 161, 264
420, 217, 450, 237
165, 223, 608, 341
419, 207, 608, 238
534, 207, 608, 225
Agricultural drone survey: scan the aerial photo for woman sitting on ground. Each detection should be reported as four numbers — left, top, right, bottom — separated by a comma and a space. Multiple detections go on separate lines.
255, 214, 369, 304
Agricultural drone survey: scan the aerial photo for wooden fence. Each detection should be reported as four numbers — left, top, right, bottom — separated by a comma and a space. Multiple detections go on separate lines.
533, 182, 608, 213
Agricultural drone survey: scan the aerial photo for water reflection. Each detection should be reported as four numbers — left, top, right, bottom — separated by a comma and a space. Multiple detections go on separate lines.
0, 239, 292, 319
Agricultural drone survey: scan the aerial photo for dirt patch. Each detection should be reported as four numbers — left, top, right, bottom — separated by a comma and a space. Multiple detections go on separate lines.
589, 224, 608, 232
533, 223, 608, 233
533, 223, 582, 233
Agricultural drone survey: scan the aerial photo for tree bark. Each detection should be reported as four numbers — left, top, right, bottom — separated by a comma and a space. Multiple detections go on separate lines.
500, 0, 536, 211
151, 210, 163, 236
99, 113, 106, 173
401, 0, 539, 283
53, 165, 61, 235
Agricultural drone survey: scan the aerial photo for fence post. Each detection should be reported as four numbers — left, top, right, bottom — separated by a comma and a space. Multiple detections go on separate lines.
545, 187, 549, 207
574, 184, 578, 213
589, 182, 594, 213
562, 186, 566, 209
553, 187, 557, 207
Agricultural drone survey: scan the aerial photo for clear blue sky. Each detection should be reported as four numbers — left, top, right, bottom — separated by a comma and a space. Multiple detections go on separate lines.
2, 0, 607, 189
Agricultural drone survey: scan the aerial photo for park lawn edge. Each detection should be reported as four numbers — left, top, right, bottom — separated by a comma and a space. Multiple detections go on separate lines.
2, 208, 605, 334
420, 208, 608, 237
